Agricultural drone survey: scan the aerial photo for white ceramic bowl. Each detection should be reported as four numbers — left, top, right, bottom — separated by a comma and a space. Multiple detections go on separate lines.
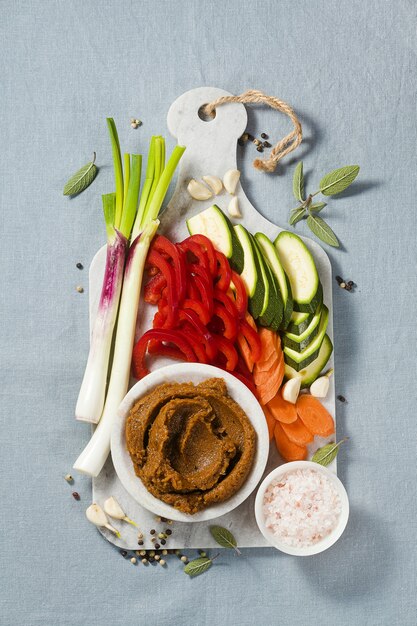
254, 461, 349, 556
111, 363, 269, 523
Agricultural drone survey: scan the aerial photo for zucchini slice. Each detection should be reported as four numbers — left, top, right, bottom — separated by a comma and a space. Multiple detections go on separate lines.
287, 310, 314, 335
252, 235, 283, 328
282, 304, 324, 352
274, 230, 320, 313
254, 232, 293, 328
187, 204, 244, 273
284, 334, 333, 388
234, 225, 265, 318
283, 305, 329, 371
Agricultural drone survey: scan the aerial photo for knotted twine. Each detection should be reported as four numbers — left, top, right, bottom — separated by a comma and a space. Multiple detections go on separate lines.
203, 89, 302, 173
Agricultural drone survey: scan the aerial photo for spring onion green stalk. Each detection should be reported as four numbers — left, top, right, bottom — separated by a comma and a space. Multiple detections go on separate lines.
74, 128, 185, 476
75, 120, 142, 424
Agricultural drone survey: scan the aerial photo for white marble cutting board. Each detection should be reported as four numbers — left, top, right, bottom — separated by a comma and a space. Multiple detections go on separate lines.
88, 87, 336, 549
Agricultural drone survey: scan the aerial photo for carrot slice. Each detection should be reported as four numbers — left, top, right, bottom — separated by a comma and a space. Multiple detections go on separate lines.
274, 422, 307, 461
262, 406, 276, 441
280, 418, 314, 446
296, 394, 335, 437
257, 361, 285, 405
245, 311, 257, 330
258, 327, 276, 361
253, 360, 279, 385
237, 332, 254, 373
256, 350, 279, 372
267, 392, 298, 424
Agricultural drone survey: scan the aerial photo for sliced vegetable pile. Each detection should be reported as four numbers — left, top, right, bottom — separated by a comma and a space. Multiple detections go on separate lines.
133, 233, 261, 394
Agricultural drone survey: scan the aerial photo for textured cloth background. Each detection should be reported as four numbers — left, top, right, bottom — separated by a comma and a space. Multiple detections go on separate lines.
1, 1, 416, 625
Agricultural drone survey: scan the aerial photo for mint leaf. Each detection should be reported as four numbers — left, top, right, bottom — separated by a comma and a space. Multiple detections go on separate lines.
319, 165, 359, 196
210, 526, 240, 554
184, 555, 218, 577
312, 438, 348, 467
307, 215, 339, 247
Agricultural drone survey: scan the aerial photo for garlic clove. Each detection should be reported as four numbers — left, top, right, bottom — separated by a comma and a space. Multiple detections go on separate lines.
310, 376, 330, 398
104, 496, 126, 520
86, 503, 108, 527
187, 179, 213, 200
202, 175, 223, 195
86, 503, 121, 537
281, 377, 302, 404
227, 196, 242, 218
223, 169, 241, 195
104, 496, 137, 527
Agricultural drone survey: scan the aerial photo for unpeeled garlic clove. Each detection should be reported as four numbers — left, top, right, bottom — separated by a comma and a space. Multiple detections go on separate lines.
227, 196, 242, 218
104, 496, 137, 527
187, 179, 213, 200
202, 175, 223, 195
86, 503, 121, 538
281, 377, 302, 404
223, 169, 240, 194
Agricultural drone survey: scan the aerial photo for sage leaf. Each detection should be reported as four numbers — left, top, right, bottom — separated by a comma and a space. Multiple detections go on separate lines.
292, 162, 305, 202
309, 202, 327, 213
209, 526, 241, 554
289, 207, 306, 225
307, 215, 339, 247
63, 153, 98, 196
319, 165, 360, 196
184, 555, 217, 577
312, 438, 348, 467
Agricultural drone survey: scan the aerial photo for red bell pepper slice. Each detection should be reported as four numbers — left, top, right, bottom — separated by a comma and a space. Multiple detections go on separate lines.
182, 298, 211, 325
179, 309, 217, 361
147, 249, 178, 327
186, 234, 217, 277
176, 324, 209, 364
212, 302, 238, 342
144, 272, 166, 304
132, 329, 197, 379
152, 235, 186, 304
214, 288, 239, 320
212, 335, 238, 371
189, 273, 213, 318
238, 319, 262, 363
179, 237, 210, 274
230, 271, 248, 318
215, 251, 232, 292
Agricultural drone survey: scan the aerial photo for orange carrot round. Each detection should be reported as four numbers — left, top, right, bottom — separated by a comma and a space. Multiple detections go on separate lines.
267, 392, 298, 424
274, 421, 307, 461
296, 394, 335, 437
280, 417, 314, 446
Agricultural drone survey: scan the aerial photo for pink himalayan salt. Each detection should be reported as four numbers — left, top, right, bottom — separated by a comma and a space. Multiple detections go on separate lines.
263, 468, 341, 548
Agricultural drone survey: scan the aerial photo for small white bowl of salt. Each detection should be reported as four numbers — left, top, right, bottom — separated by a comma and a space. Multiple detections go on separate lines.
254, 461, 349, 556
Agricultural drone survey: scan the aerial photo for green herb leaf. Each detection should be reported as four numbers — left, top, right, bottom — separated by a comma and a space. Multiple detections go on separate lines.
184, 555, 217, 577
309, 202, 327, 213
312, 438, 348, 467
319, 165, 360, 196
307, 215, 339, 247
292, 162, 305, 202
289, 207, 306, 225
210, 526, 241, 554
63, 153, 98, 196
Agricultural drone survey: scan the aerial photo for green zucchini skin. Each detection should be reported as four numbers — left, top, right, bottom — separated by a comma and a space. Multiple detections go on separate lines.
286, 310, 314, 335
293, 282, 323, 314
283, 305, 329, 370
284, 334, 333, 387
282, 304, 323, 351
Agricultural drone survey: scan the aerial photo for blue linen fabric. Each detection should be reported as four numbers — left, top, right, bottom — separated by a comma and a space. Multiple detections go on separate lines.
1, 1, 416, 624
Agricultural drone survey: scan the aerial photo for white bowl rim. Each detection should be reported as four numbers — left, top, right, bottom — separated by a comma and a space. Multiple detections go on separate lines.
254, 460, 349, 556
111, 362, 269, 523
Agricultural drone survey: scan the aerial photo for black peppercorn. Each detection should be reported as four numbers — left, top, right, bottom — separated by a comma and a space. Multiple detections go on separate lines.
76, 262, 84, 270
261, 133, 268, 139
72, 492, 80, 500
120, 550, 128, 557
337, 395, 346, 403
